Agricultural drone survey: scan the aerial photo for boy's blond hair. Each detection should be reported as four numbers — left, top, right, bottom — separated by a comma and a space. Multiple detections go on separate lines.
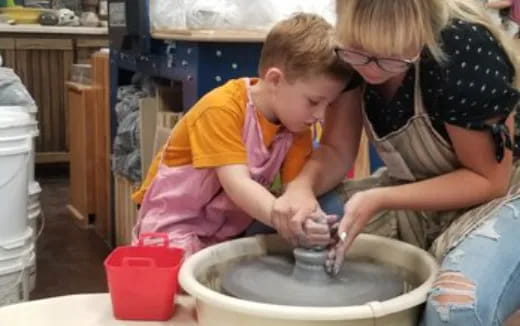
259, 13, 350, 82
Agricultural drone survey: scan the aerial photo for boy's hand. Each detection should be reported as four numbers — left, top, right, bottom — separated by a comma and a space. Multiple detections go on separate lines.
271, 190, 319, 245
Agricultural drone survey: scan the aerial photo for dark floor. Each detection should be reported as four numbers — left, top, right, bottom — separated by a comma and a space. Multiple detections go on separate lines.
30, 165, 111, 300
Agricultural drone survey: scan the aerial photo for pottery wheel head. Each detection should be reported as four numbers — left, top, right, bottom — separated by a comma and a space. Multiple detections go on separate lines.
221, 247, 406, 307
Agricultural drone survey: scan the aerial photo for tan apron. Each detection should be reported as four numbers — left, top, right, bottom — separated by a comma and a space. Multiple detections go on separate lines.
340, 64, 520, 261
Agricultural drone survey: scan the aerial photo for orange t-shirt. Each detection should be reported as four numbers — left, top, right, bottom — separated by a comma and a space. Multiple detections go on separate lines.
132, 78, 312, 204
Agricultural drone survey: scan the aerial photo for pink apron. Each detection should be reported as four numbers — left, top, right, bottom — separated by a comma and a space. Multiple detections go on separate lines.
133, 78, 294, 257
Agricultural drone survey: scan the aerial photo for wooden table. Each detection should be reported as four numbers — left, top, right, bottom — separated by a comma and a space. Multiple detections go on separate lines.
0, 294, 198, 326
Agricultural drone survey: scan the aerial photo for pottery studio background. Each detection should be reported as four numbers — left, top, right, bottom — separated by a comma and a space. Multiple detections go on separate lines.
0, 1, 518, 326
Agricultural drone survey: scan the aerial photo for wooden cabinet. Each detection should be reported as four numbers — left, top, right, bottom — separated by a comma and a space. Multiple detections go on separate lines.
66, 82, 98, 227
66, 52, 112, 244
91, 52, 111, 242
0, 30, 108, 163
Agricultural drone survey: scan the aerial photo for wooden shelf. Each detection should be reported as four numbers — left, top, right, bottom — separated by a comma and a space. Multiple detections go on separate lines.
0, 24, 108, 35
36, 152, 70, 164
151, 29, 267, 42
0, 33, 108, 156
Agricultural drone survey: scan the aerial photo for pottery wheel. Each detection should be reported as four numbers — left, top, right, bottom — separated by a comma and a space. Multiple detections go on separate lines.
222, 248, 405, 307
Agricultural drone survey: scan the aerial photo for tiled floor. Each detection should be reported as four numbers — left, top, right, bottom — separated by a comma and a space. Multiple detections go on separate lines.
30, 166, 111, 300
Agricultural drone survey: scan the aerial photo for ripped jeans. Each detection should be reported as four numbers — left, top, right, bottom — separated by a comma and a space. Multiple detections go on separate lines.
245, 195, 520, 325
421, 199, 520, 326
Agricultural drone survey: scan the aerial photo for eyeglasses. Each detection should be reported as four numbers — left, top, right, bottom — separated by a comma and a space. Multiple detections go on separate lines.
334, 47, 420, 73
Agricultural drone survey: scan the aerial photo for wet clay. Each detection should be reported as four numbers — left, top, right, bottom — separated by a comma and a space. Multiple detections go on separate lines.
222, 248, 405, 307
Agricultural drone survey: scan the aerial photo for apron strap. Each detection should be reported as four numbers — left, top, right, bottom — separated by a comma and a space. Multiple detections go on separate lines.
412, 62, 427, 116
158, 132, 174, 166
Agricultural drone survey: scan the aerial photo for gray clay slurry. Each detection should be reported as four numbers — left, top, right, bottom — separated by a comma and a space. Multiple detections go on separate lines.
222, 248, 405, 307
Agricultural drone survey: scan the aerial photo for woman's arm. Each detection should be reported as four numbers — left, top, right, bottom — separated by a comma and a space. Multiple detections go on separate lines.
330, 114, 515, 274
287, 88, 364, 196
377, 115, 514, 211
486, 0, 513, 10
272, 88, 364, 239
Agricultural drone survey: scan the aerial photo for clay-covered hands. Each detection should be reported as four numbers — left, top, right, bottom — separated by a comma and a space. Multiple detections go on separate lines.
300, 213, 338, 248
271, 188, 320, 245
271, 190, 335, 247
326, 188, 386, 275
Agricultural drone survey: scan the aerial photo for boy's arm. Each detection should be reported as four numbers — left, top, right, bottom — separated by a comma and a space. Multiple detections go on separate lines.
188, 103, 275, 225
216, 164, 332, 247
216, 165, 276, 227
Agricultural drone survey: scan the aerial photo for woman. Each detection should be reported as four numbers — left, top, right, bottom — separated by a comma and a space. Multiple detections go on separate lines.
272, 0, 520, 325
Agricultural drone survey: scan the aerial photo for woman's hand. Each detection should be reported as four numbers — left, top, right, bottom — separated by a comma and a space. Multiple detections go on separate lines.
326, 188, 387, 275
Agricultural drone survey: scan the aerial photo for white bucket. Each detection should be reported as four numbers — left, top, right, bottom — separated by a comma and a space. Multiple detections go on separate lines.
0, 112, 33, 242
0, 228, 35, 297
28, 252, 36, 293
0, 107, 39, 184
0, 228, 33, 269
0, 105, 38, 122
28, 202, 40, 215
28, 182, 43, 244
28, 208, 41, 243
0, 250, 35, 307
28, 182, 42, 207
28, 182, 42, 215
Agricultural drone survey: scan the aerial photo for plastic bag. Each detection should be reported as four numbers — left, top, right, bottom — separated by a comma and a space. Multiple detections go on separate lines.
112, 74, 156, 182
0, 68, 36, 107
272, 0, 336, 25
114, 110, 140, 153
132, 73, 156, 98
186, 0, 303, 30
112, 149, 142, 183
151, 0, 187, 30
186, 0, 242, 29
299, 0, 336, 25
155, 0, 336, 31
236, 0, 290, 30
185, 0, 336, 30
114, 81, 153, 124
112, 110, 142, 182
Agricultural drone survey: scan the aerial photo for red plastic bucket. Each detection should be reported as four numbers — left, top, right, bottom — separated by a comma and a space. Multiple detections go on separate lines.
104, 233, 184, 321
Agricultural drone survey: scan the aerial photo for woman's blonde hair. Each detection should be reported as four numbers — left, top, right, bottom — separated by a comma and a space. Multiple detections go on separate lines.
336, 0, 520, 88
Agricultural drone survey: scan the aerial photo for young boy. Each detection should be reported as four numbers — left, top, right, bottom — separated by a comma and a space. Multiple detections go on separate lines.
132, 13, 352, 256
